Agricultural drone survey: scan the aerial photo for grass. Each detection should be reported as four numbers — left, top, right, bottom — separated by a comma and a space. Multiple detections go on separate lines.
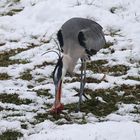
0, 43, 40, 67
0, 73, 11, 80
131, 106, 140, 114
64, 75, 102, 84
118, 84, 140, 104
109, 65, 129, 76
104, 41, 114, 49
106, 27, 122, 37
64, 84, 140, 117
21, 124, 28, 129
35, 77, 46, 83
19, 70, 32, 81
0, 93, 32, 105
3, 112, 23, 119
12, 0, 21, 3
87, 60, 108, 73
125, 76, 140, 81
34, 111, 73, 125
110, 29, 122, 37
19, 59, 30, 64
65, 88, 119, 117
87, 59, 108, 67
0, 0, 23, 16
0, 130, 23, 140
0, 106, 4, 111
3, 83, 139, 126
86, 60, 129, 76
0, 49, 29, 67
35, 89, 53, 99
0, 50, 20, 67
6, 8, 23, 16
34, 112, 50, 123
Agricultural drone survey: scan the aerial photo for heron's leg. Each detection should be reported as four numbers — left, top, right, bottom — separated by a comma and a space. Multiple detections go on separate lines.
83, 59, 87, 93
77, 59, 86, 112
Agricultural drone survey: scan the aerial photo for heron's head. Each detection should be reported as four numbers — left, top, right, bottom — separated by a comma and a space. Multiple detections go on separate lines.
52, 57, 65, 95
53, 57, 63, 84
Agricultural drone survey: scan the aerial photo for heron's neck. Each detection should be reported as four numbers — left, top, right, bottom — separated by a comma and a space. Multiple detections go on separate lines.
62, 54, 75, 75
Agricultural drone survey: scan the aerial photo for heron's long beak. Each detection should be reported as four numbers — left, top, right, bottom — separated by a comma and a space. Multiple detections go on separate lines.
54, 80, 62, 106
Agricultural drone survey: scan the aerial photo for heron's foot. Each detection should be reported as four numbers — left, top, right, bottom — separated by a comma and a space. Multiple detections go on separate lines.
49, 103, 64, 114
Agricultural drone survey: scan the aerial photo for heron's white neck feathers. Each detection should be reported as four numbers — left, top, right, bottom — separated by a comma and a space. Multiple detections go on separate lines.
61, 66, 66, 80
62, 54, 76, 75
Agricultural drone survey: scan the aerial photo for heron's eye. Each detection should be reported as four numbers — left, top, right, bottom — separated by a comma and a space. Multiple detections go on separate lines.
52, 57, 63, 85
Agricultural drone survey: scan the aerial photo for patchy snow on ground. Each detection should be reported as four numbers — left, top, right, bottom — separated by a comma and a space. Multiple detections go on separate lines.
0, 0, 140, 139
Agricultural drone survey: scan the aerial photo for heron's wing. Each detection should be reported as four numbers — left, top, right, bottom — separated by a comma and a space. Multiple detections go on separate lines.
89, 22, 106, 50
78, 23, 106, 56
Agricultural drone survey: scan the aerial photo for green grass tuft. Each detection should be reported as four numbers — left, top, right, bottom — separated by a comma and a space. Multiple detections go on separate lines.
87, 61, 129, 76
0, 130, 23, 140
21, 124, 28, 129
125, 76, 140, 81
0, 51, 20, 67
65, 84, 140, 117
104, 42, 114, 48
35, 89, 53, 99
36, 78, 46, 83
0, 73, 11, 80
20, 70, 32, 81
0, 93, 32, 105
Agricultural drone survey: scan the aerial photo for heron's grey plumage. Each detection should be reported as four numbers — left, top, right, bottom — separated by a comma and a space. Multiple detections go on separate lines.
57, 17, 106, 74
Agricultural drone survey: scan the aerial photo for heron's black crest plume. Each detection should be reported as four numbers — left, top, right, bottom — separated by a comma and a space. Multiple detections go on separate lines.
41, 35, 64, 59
41, 50, 61, 59
52, 38, 62, 56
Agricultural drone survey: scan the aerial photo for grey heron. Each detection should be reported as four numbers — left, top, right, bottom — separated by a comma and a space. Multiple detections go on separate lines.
50, 17, 106, 113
